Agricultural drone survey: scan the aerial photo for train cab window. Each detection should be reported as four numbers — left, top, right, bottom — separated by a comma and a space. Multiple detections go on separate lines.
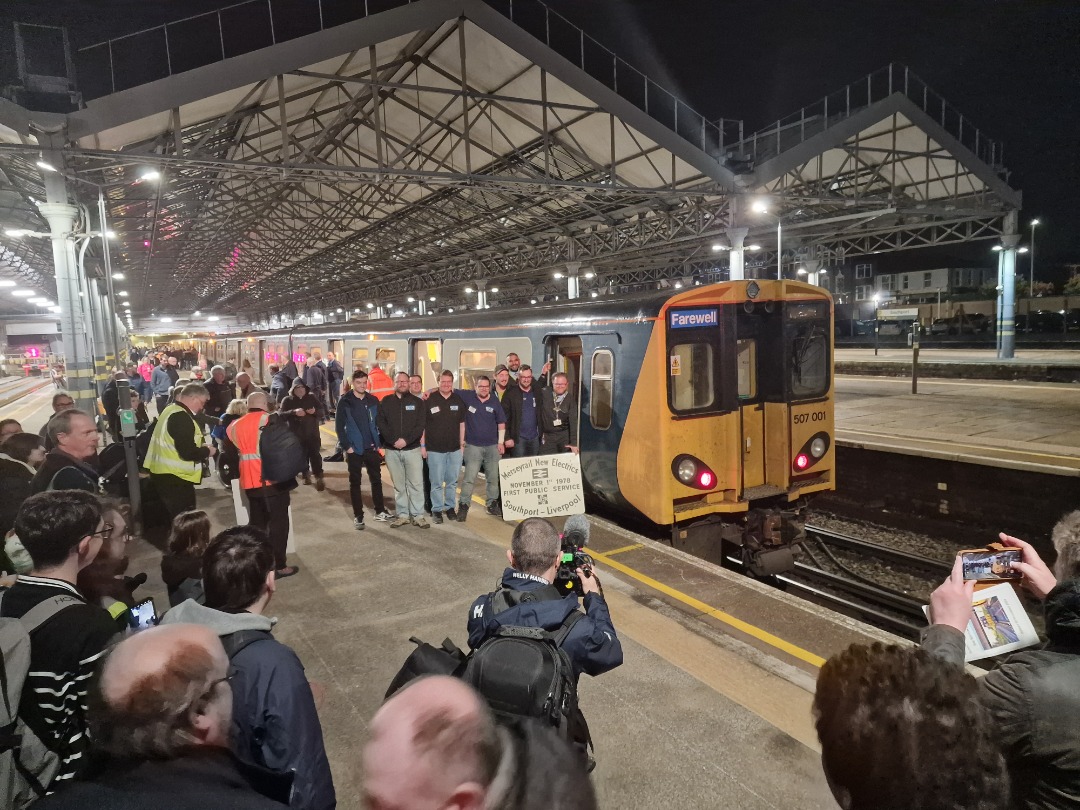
351, 347, 369, 372
736, 340, 757, 400
669, 342, 715, 411
786, 302, 830, 400
458, 350, 496, 389
590, 350, 614, 430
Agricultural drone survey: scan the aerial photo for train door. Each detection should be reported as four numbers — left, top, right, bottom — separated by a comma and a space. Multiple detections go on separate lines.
329, 339, 344, 368
544, 336, 582, 446
735, 306, 784, 492
410, 339, 442, 390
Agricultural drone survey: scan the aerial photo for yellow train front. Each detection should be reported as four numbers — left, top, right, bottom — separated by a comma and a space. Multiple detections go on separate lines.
617, 280, 834, 575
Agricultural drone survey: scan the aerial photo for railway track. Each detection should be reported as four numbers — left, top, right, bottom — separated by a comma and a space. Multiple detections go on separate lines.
784, 525, 953, 639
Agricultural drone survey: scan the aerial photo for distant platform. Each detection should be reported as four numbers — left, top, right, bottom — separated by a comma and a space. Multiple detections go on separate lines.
836, 348, 1080, 383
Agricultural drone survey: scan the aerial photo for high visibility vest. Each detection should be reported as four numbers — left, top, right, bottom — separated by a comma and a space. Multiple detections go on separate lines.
226, 411, 270, 490
368, 368, 395, 400
144, 403, 204, 483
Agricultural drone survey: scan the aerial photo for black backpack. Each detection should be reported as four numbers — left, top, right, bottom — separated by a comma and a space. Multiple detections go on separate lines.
256, 415, 305, 483
462, 586, 585, 745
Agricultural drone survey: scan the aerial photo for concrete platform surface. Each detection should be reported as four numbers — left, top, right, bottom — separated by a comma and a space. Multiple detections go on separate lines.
835, 376, 1080, 475
836, 347, 1080, 383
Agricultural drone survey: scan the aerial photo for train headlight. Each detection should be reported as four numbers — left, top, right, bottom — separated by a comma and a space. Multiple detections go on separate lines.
672, 454, 717, 490
792, 432, 831, 473
676, 458, 697, 483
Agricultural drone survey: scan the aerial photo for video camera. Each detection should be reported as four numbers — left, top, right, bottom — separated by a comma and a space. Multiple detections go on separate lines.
554, 515, 597, 597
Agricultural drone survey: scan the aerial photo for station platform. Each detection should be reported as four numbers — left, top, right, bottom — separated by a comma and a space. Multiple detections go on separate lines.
4, 384, 891, 808
836, 347, 1080, 383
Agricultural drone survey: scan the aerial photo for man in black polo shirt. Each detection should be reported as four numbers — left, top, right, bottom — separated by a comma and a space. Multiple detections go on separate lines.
0, 490, 118, 792
423, 370, 466, 524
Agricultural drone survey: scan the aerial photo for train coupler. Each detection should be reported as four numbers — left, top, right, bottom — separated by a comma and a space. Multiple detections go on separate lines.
740, 508, 804, 576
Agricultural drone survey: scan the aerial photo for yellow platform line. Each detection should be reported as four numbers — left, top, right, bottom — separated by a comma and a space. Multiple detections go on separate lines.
599, 543, 644, 557
587, 548, 826, 669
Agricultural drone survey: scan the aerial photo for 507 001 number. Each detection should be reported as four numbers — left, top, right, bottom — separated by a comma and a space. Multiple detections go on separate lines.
793, 411, 827, 425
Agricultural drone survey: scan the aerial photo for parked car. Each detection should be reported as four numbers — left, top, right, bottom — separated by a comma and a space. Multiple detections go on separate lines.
1016, 311, 1065, 333
928, 314, 985, 335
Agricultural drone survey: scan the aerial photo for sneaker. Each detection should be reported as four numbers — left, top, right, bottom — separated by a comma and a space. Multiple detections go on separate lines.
302, 472, 312, 485
390, 515, 411, 528
444, 507, 458, 521
431, 511, 444, 525
315, 475, 325, 492
486, 501, 502, 517
374, 510, 393, 522
353, 516, 365, 531
412, 517, 430, 529
455, 503, 469, 522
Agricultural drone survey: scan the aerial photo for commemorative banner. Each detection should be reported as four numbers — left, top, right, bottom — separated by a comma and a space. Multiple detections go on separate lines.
498, 453, 585, 521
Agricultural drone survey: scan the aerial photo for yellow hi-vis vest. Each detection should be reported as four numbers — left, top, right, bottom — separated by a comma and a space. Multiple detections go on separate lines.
144, 403, 204, 483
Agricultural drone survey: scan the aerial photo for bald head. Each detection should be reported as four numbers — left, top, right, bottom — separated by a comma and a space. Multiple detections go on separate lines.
363, 677, 500, 810
92, 624, 232, 758
247, 391, 268, 410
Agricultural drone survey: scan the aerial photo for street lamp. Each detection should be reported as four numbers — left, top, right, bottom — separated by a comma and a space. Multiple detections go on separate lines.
1029, 218, 1040, 296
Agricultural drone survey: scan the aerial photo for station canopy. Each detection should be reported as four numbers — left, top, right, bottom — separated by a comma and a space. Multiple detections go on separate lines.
0, 0, 1021, 323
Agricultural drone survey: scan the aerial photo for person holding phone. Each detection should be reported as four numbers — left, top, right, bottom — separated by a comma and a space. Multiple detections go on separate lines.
281, 379, 324, 491
925, 528, 1080, 810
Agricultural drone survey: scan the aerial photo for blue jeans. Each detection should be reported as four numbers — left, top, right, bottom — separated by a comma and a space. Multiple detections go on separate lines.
460, 443, 501, 506
427, 449, 463, 513
510, 437, 541, 458
384, 447, 425, 517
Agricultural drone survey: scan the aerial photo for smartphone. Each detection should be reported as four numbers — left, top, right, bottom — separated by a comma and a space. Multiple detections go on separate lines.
960, 549, 1022, 581
130, 597, 158, 630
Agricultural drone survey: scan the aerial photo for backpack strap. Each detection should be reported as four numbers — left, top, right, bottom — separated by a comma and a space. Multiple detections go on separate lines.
220, 628, 274, 660
490, 584, 564, 615
14, 593, 84, 635
550, 610, 584, 648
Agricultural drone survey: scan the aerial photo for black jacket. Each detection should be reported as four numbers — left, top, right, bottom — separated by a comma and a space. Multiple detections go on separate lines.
325, 359, 344, 386
0, 455, 34, 535
376, 392, 425, 450
924, 580, 1080, 810
538, 387, 577, 448
101, 380, 121, 419
502, 385, 541, 443
280, 393, 321, 440
34, 748, 291, 810
204, 379, 234, 418
467, 568, 623, 680
31, 450, 100, 494
302, 364, 327, 395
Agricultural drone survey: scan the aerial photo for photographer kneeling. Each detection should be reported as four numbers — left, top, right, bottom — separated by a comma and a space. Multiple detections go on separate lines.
466, 517, 623, 761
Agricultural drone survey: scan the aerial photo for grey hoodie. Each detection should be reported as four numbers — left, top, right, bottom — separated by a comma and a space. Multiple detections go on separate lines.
160, 598, 277, 635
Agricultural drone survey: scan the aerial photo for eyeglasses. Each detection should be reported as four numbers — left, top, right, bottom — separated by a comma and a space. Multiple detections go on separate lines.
55, 401, 75, 408
200, 673, 235, 702
89, 523, 113, 541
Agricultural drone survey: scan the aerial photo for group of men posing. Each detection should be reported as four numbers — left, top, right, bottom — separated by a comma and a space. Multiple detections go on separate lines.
335, 352, 578, 529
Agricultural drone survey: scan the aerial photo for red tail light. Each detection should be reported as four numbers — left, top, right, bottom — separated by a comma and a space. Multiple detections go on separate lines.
671, 454, 717, 491
699, 470, 715, 488
794, 453, 810, 470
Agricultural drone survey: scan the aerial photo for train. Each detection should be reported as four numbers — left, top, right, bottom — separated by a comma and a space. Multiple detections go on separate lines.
193, 280, 835, 575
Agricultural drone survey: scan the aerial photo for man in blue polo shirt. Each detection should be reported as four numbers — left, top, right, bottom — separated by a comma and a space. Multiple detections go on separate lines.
455, 376, 506, 521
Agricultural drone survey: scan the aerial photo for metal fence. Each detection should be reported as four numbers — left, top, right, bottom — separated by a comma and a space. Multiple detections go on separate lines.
735, 63, 1004, 174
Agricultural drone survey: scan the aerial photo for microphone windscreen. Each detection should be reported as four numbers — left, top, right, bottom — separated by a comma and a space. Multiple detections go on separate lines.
564, 514, 590, 545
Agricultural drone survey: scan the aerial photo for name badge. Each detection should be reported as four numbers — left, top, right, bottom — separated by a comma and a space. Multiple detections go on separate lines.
430, 406, 440, 414
468, 405, 477, 413
405, 405, 416, 411
553, 418, 562, 426
485, 406, 494, 413
450, 405, 459, 411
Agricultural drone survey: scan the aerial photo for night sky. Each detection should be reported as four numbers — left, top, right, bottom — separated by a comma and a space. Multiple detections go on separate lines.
3, 0, 1078, 280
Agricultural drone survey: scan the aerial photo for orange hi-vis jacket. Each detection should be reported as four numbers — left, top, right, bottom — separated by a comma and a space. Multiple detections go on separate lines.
226, 410, 272, 489
368, 366, 395, 400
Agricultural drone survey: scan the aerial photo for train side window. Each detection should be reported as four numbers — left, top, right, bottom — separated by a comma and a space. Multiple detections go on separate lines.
458, 350, 496, 389
590, 350, 614, 430
736, 339, 757, 399
374, 347, 397, 377
351, 347, 369, 372
669, 342, 715, 410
